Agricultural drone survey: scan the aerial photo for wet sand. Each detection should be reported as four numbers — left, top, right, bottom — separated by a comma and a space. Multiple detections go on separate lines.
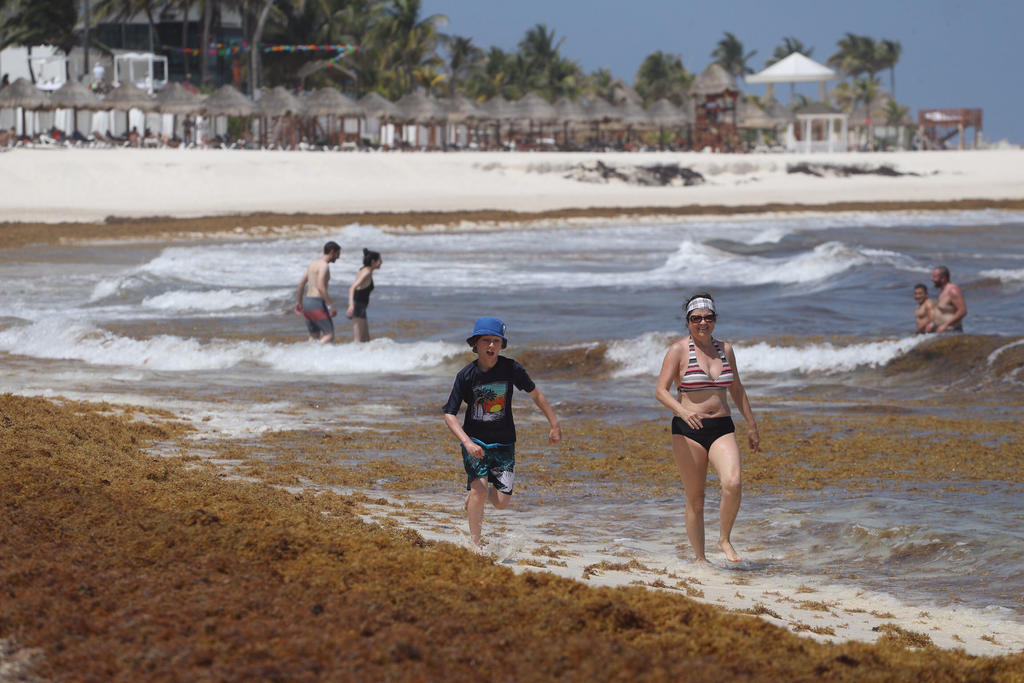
3, 393, 1023, 679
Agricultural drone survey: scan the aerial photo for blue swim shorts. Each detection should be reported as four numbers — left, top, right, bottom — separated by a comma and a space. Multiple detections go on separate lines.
461, 438, 516, 494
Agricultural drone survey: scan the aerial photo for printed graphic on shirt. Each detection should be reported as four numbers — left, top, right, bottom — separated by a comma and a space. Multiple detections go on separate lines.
471, 381, 507, 422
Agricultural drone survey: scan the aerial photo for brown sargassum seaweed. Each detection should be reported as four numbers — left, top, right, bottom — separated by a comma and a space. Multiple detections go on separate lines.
3, 393, 1023, 680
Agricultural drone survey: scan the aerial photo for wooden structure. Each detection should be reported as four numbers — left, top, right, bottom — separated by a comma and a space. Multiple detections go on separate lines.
917, 108, 982, 150
690, 64, 739, 152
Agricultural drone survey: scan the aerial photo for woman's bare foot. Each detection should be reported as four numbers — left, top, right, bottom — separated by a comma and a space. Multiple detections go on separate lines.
718, 539, 742, 563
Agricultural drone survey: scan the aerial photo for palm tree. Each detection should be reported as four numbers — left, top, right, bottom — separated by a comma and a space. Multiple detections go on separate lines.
829, 81, 856, 112
586, 67, 615, 102
440, 34, 483, 96
1, 0, 78, 81
878, 38, 902, 98
711, 32, 756, 81
633, 50, 693, 106
765, 37, 813, 67
853, 76, 880, 148
517, 23, 578, 99
881, 97, 910, 148
828, 33, 886, 80
376, 0, 447, 98
322, 0, 389, 94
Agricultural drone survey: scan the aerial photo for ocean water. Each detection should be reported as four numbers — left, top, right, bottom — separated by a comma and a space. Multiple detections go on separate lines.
1, 209, 1022, 625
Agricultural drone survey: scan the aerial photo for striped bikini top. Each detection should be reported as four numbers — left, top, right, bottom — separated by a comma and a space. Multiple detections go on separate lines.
678, 337, 734, 392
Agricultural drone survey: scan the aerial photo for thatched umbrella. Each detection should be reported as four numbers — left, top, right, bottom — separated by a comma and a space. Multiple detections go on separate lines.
257, 86, 303, 148
647, 98, 691, 150
584, 98, 621, 147
690, 63, 739, 97
509, 92, 557, 147
394, 91, 447, 147
103, 81, 156, 139
305, 88, 362, 117
202, 84, 256, 117
553, 97, 587, 149
356, 92, 400, 146
0, 77, 49, 137
737, 98, 793, 130
305, 88, 363, 146
440, 94, 484, 149
155, 82, 205, 115
357, 92, 400, 121
442, 94, 483, 124
478, 96, 515, 148
49, 79, 101, 136
200, 85, 255, 146
155, 82, 205, 144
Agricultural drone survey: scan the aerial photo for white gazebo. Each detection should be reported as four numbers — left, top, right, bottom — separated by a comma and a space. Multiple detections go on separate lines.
789, 102, 848, 153
747, 52, 836, 102
113, 52, 168, 94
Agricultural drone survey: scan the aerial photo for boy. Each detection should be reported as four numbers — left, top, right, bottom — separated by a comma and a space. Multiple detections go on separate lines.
913, 283, 936, 334
442, 317, 561, 554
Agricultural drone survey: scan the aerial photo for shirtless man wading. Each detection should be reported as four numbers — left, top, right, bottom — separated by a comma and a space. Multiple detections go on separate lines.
294, 241, 341, 343
931, 265, 967, 333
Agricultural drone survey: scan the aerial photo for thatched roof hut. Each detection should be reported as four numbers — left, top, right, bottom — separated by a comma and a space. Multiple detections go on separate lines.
647, 98, 691, 127
202, 85, 256, 117
510, 92, 557, 124
584, 98, 621, 124
0, 78, 49, 110
691, 64, 739, 96
737, 98, 793, 130
103, 81, 157, 111
155, 82, 205, 116
479, 96, 515, 122
357, 92, 400, 121
553, 97, 588, 124
50, 79, 101, 110
258, 86, 304, 117
304, 88, 363, 117
441, 94, 484, 123
394, 91, 447, 123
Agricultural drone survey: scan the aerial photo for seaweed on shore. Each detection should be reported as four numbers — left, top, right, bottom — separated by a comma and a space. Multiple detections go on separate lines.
2, 393, 1023, 680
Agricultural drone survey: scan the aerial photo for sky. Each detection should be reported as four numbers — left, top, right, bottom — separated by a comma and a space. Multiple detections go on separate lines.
422, 0, 1022, 145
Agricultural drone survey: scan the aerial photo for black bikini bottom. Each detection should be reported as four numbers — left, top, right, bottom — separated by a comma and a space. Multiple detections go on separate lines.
671, 415, 735, 451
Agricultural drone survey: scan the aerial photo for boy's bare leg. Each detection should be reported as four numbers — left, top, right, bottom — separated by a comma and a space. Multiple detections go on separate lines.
466, 478, 490, 553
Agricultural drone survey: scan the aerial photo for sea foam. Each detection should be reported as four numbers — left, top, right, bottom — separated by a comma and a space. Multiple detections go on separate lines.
0, 320, 464, 375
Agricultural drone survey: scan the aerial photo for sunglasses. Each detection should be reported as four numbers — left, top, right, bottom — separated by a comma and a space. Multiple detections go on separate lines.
688, 314, 716, 324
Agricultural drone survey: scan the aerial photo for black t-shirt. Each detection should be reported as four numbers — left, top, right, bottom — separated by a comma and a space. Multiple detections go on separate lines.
442, 356, 536, 444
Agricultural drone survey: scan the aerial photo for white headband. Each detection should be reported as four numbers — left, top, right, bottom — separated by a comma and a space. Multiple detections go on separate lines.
686, 298, 716, 314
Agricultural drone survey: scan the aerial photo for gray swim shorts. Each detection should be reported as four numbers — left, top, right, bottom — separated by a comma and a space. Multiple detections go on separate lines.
302, 296, 334, 337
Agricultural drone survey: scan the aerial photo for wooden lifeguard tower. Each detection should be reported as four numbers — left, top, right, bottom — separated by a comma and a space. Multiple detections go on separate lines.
690, 63, 740, 152
917, 108, 982, 150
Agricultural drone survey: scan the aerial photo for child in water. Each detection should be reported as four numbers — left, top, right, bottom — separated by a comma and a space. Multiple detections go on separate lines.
442, 317, 561, 554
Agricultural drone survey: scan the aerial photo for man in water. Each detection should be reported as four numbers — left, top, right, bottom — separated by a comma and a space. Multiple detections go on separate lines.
913, 283, 936, 334
931, 265, 967, 333
294, 241, 341, 343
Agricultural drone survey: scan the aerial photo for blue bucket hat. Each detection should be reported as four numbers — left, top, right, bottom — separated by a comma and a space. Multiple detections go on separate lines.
466, 316, 508, 348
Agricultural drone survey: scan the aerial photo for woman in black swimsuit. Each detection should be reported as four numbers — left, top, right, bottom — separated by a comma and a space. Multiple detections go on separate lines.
346, 248, 382, 342
656, 292, 759, 564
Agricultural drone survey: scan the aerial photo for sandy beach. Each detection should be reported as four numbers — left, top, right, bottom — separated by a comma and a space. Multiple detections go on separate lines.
2, 147, 1023, 678
2, 147, 1024, 225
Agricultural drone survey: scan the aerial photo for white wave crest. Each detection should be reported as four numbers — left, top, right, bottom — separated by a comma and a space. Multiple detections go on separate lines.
979, 268, 1024, 284
142, 288, 278, 313
606, 332, 927, 377
0, 320, 464, 374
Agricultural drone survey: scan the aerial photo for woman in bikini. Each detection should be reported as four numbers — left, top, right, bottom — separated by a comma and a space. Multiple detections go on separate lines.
656, 292, 759, 564
346, 248, 382, 342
